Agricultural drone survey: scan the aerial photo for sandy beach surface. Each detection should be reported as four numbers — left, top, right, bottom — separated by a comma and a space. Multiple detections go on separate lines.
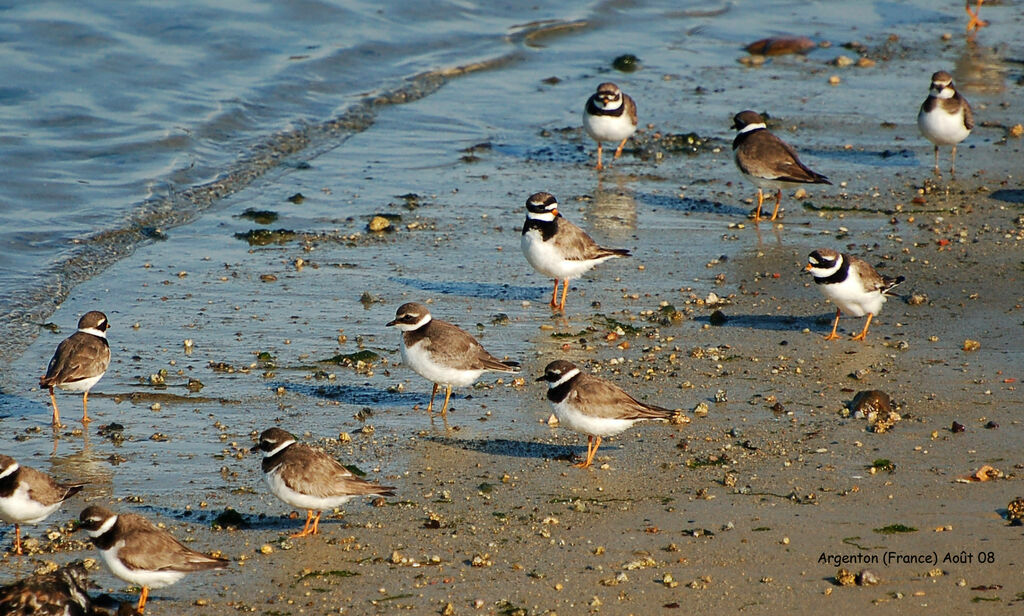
2, 2, 1023, 614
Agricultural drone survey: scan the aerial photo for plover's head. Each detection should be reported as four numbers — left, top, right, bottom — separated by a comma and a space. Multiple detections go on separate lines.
251, 427, 297, 457
928, 71, 956, 98
77, 311, 109, 337
592, 82, 623, 110
0, 455, 19, 479
806, 248, 843, 277
536, 360, 581, 388
78, 506, 118, 538
525, 192, 559, 222
386, 302, 432, 331
731, 110, 767, 133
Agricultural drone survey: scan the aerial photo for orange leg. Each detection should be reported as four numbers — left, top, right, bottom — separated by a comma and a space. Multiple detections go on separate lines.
613, 137, 628, 159
823, 308, 842, 341
752, 189, 765, 222
291, 509, 317, 538
81, 391, 92, 424
425, 383, 439, 415
137, 586, 150, 613
309, 511, 323, 535
851, 313, 874, 342
48, 386, 62, 427
550, 279, 560, 308
965, 0, 987, 32
558, 279, 570, 311
573, 436, 594, 468
13, 524, 22, 555
769, 189, 782, 221
439, 385, 453, 417
595, 142, 604, 170
572, 435, 603, 468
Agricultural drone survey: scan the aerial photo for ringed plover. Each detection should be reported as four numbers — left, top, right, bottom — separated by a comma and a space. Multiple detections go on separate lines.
917, 70, 973, 176
387, 302, 519, 417
583, 82, 638, 170
521, 192, 631, 311
40, 311, 110, 426
0, 455, 84, 555
806, 248, 905, 341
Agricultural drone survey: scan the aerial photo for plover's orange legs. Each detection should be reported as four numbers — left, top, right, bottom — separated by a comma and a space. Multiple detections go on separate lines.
769, 188, 783, 221
614, 137, 628, 159
823, 308, 843, 341
439, 385, 453, 417
137, 586, 151, 613
595, 142, 604, 170
572, 435, 603, 468
550, 279, 560, 308
13, 524, 22, 555
290, 509, 317, 538
752, 189, 765, 222
48, 386, 61, 427
558, 279, 570, 311
965, 0, 987, 32
309, 510, 323, 535
81, 391, 92, 424
851, 313, 874, 342
425, 383, 439, 415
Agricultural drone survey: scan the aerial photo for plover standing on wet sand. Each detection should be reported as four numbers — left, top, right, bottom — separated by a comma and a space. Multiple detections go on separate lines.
805, 248, 905, 342
520, 191, 631, 311
537, 359, 676, 469
78, 505, 228, 614
0, 455, 83, 555
387, 302, 519, 417
251, 427, 395, 538
39, 310, 110, 426
731, 110, 831, 223
917, 70, 973, 176
583, 82, 638, 170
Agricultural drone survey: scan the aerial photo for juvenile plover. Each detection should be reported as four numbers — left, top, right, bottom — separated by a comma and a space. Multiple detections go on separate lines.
917, 70, 973, 176
583, 82, 638, 170
732, 110, 831, 222
251, 427, 395, 537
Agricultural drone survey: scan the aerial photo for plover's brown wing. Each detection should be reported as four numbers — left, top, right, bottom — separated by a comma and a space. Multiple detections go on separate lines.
280, 444, 395, 499
737, 130, 830, 184
20, 466, 84, 507
116, 514, 228, 573
571, 374, 675, 420
426, 320, 518, 373
849, 257, 905, 294
958, 93, 974, 131
40, 332, 109, 386
623, 93, 638, 127
553, 217, 631, 261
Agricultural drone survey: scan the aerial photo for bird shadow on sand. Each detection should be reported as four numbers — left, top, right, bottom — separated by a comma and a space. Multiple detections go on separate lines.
692, 312, 829, 332
279, 381, 442, 408
423, 435, 591, 461
390, 276, 548, 301
634, 191, 748, 216
990, 189, 1024, 204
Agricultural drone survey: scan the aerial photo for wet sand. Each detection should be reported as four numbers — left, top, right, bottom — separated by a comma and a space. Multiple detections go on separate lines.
2, 2, 1023, 614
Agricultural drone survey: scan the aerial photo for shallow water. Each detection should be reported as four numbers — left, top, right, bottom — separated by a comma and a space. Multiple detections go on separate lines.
1, 0, 1021, 608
